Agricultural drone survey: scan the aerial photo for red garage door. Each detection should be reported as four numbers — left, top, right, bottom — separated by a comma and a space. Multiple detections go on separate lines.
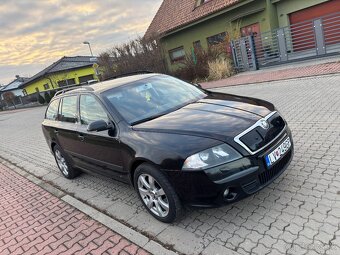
289, 0, 340, 51
289, 0, 340, 23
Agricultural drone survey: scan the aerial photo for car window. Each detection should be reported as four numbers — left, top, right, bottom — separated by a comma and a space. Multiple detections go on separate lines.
60, 96, 78, 123
79, 95, 108, 125
45, 99, 60, 120
102, 75, 206, 124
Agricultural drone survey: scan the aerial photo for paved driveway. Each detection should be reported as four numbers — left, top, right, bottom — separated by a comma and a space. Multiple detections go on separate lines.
1, 74, 339, 255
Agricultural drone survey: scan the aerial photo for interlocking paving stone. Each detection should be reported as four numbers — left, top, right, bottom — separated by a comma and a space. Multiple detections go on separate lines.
0, 163, 149, 255
1, 73, 340, 254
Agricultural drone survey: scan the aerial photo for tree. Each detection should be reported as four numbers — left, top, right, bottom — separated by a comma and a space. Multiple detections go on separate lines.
49, 90, 56, 98
3, 91, 17, 109
38, 94, 46, 104
44, 92, 51, 103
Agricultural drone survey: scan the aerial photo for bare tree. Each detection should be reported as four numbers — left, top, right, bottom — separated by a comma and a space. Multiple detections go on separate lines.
3, 91, 17, 109
98, 35, 168, 80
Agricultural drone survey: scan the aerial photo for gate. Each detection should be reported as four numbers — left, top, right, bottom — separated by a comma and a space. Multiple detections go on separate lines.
231, 12, 340, 71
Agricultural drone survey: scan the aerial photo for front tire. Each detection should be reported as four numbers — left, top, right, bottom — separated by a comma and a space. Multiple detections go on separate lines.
53, 145, 79, 179
134, 163, 182, 223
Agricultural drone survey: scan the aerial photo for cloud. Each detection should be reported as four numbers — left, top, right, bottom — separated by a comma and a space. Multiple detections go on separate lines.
0, 0, 162, 84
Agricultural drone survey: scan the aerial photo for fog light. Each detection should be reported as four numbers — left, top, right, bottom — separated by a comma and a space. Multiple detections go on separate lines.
223, 188, 230, 198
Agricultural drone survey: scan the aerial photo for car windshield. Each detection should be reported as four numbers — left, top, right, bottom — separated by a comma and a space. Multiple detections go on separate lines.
102, 75, 207, 125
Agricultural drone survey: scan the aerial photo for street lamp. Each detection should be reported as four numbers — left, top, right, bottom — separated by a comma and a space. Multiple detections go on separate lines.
83, 41, 93, 56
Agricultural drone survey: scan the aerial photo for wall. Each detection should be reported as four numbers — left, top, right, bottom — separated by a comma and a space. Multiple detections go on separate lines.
274, 0, 330, 27
24, 66, 97, 95
161, 0, 269, 71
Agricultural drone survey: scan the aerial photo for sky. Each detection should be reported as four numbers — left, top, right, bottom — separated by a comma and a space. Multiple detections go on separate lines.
0, 0, 162, 85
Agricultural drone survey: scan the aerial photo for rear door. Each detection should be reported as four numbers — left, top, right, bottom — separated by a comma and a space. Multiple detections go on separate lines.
74, 94, 125, 180
55, 95, 81, 164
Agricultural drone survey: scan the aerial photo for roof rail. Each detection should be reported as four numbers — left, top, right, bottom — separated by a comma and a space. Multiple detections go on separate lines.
54, 85, 94, 97
104, 70, 154, 81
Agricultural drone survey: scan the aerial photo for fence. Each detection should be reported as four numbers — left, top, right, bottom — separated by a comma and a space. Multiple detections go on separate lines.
0, 83, 82, 110
231, 12, 340, 71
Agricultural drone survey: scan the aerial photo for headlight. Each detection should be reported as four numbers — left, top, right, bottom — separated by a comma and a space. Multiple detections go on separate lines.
182, 144, 242, 170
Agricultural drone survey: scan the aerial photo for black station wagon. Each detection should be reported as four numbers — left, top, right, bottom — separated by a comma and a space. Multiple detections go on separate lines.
42, 73, 293, 222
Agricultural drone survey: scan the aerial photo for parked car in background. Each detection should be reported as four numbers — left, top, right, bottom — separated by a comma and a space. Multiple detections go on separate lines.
42, 73, 293, 223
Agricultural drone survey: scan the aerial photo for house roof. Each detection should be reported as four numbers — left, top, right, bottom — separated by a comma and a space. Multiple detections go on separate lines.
145, 0, 240, 38
20, 56, 97, 88
0, 76, 29, 92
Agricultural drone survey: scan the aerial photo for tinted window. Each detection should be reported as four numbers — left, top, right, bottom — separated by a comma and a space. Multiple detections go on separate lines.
45, 99, 60, 120
102, 75, 206, 125
60, 96, 78, 123
80, 95, 108, 125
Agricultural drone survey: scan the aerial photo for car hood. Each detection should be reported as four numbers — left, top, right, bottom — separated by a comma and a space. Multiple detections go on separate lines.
133, 93, 273, 142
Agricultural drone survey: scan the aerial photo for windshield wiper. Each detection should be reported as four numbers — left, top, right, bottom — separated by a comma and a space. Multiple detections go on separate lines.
131, 112, 168, 125
130, 99, 199, 126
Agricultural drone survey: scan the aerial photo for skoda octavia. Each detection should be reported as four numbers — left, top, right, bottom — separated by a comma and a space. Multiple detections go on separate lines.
42, 73, 293, 223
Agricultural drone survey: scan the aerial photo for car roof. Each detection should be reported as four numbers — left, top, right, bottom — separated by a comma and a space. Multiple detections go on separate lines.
58, 73, 160, 98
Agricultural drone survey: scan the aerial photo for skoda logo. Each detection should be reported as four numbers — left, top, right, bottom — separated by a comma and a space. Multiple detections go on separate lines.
260, 119, 270, 130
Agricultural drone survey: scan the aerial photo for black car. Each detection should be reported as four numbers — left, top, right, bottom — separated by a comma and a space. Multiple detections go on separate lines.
42, 73, 293, 223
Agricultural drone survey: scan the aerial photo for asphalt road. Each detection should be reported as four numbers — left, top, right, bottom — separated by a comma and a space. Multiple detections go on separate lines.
1, 74, 339, 255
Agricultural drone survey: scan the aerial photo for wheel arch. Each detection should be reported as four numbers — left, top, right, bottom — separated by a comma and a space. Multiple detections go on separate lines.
129, 158, 159, 187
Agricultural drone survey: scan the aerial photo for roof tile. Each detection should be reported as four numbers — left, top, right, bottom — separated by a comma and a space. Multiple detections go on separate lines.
145, 0, 240, 37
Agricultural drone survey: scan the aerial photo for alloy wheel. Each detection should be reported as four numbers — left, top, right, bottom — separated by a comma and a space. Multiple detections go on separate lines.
55, 149, 69, 176
137, 174, 169, 217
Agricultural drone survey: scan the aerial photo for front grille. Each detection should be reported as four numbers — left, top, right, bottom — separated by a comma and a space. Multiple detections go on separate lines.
259, 150, 292, 185
239, 113, 285, 153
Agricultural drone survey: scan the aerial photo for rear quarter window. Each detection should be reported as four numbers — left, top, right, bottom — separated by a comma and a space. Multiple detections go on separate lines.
45, 99, 60, 120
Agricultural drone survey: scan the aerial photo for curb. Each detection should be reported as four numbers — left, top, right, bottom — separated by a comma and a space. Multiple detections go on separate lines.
1, 159, 177, 255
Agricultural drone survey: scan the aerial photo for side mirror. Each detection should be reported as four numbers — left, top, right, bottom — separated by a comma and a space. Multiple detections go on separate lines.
87, 120, 111, 132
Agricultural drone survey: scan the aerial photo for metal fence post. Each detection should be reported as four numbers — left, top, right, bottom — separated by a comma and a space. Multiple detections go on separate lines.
249, 35, 258, 70
230, 41, 239, 69
313, 18, 326, 55
277, 28, 288, 62
240, 37, 250, 70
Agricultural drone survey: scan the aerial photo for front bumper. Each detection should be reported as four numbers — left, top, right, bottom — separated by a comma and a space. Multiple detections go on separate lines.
165, 129, 294, 207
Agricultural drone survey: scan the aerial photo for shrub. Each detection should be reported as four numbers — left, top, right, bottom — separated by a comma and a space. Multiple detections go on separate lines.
208, 58, 234, 81
172, 46, 226, 82
44, 92, 51, 103
38, 94, 45, 104
49, 90, 56, 98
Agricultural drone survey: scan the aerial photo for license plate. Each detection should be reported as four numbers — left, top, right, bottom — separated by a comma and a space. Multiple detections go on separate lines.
265, 137, 291, 168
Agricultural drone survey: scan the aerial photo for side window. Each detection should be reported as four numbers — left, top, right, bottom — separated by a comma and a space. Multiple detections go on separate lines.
60, 96, 78, 123
45, 99, 60, 120
79, 95, 108, 125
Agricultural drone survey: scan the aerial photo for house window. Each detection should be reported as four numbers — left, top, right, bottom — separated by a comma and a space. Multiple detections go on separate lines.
207, 32, 227, 46
169, 47, 185, 63
193, 40, 202, 49
57, 78, 76, 87
43, 84, 50, 90
78, 74, 94, 84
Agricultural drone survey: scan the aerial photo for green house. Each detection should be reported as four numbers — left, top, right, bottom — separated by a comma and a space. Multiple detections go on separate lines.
145, 0, 339, 71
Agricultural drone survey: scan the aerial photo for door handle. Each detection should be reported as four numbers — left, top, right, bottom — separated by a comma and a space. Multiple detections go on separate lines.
78, 134, 85, 142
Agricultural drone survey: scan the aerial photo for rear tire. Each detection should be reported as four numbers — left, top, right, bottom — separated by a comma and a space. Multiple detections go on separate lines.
53, 145, 80, 179
134, 163, 182, 223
